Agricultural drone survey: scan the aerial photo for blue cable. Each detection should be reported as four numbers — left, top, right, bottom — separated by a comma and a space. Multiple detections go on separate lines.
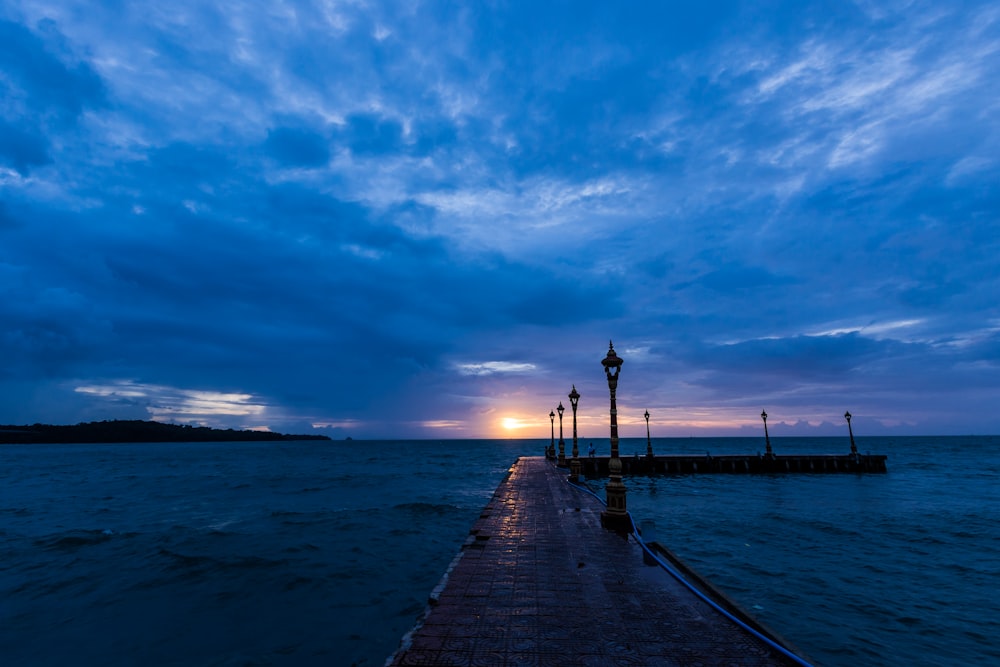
557, 463, 815, 667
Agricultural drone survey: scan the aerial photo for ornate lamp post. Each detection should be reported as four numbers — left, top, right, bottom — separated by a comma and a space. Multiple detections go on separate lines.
761, 409, 773, 458
644, 409, 652, 458
601, 341, 629, 531
845, 410, 858, 457
569, 385, 581, 482
549, 410, 555, 459
557, 402, 566, 467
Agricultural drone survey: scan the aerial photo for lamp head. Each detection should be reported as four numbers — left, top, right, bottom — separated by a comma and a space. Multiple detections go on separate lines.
761, 409, 768, 421
568, 384, 580, 407
557, 402, 564, 417
602, 340, 623, 377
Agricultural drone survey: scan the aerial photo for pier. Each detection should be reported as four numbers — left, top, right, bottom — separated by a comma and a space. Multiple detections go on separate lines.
387, 456, 809, 666
578, 452, 888, 476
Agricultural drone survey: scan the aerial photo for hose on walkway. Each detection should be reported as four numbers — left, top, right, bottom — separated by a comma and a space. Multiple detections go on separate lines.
553, 460, 815, 667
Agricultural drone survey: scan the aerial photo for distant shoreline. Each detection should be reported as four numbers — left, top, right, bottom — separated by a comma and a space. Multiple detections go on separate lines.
0, 420, 330, 444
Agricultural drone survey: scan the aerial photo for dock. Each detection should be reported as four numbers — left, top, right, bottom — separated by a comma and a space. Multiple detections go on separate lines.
576, 452, 888, 476
387, 456, 808, 666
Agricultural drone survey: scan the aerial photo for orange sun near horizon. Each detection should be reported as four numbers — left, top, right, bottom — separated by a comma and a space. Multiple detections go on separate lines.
500, 417, 528, 432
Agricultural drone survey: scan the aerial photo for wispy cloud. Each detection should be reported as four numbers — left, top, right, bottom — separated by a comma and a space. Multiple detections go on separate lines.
75, 381, 266, 422
455, 362, 537, 377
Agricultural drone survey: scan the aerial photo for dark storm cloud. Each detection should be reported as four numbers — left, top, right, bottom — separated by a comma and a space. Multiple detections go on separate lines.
0, 19, 105, 118
342, 113, 404, 156
0, 19, 104, 174
0, 120, 52, 173
675, 265, 795, 293
0, 202, 17, 228
690, 333, 891, 381
264, 127, 331, 167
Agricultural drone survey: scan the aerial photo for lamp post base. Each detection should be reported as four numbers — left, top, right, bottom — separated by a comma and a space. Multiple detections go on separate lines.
602, 479, 629, 532
569, 458, 581, 483
600, 509, 632, 533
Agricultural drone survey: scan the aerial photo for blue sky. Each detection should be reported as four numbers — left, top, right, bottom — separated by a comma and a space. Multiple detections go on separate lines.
1, 1, 998, 439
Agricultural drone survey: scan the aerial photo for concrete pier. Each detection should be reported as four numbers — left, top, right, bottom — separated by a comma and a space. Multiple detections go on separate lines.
387, 456, 806, 666
580, 452, 887, 477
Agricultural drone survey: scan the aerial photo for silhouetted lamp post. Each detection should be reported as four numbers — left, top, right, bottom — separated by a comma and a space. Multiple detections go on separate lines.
644, 409, 652, 458
845, 410, 858, 457
761, 409, 773, 458
601, 341, 629, 531
557, 402, 566, 467
549, 410, 555, 459
569, 385, 581, 482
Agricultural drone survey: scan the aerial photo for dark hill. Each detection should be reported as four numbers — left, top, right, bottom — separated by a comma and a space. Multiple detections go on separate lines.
0, 420, 331, 444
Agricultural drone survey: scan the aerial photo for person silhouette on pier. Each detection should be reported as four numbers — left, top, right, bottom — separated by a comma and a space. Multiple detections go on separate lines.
588, 443, 595, 458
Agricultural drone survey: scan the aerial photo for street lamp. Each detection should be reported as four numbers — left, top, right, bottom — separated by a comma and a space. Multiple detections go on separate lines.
761, 409, 773, 458
845, 410, 858, 457
549, 410, 555, 459
601, 340, 629, 531
557, 402, 566, 467
569, 385, 581, 482
644, 409, 652, 458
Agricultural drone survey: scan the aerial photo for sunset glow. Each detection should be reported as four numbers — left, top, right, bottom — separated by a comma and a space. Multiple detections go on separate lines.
501, 417, 527, 431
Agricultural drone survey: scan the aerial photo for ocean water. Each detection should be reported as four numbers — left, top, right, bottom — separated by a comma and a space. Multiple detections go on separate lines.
1, 437, 997, 666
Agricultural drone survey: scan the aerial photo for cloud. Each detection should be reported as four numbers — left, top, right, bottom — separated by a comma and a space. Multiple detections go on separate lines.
342, 113, 404, 155
0, 202, 17, 228
0, 1, 998, 436
0, 19, 106, 119
0, 121, 52, 173
455, 362, 537, 376
677, 265, 794, 293
74, 380, 267, 423
263, 126, 330, 167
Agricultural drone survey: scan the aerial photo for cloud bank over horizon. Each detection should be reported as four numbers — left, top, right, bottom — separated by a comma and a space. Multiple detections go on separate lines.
2, 1, 998, 438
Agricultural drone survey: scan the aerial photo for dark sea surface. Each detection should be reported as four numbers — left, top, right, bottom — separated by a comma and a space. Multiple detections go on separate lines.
2, 436, 998, 666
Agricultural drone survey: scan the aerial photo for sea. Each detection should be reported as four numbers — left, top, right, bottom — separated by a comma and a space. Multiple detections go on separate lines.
1, 436, 998, 666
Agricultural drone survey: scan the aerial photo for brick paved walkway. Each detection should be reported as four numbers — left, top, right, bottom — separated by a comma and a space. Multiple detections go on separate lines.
387, 456, 804, 666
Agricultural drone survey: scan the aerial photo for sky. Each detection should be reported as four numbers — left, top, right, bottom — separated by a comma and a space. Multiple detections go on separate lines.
1, 1, 998, 439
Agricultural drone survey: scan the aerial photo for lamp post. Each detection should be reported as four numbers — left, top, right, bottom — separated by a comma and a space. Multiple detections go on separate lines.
569, 385, 581, 482
761, 409, 773, 458
601, 341, 629, 531
644, 409, 652, 458
557, 402, 566, 467
845, 410, 858, 457
549, 410, 555, 459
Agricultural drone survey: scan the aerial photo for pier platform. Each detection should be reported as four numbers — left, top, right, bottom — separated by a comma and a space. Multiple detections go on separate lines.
387, 456, 806, 666
576, 452, 887, 477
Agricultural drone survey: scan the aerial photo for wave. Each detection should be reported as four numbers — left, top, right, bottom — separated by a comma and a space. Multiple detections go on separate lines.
157, 548, 288, 575
34, 529, 133, 551
1, 507, 32, 516
391, 502, 463, 515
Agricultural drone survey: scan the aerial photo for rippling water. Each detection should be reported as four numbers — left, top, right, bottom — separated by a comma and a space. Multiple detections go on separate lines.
2, 437, 998, 666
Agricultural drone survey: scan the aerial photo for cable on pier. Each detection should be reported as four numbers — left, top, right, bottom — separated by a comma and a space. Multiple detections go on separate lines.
552, 459, 815, 667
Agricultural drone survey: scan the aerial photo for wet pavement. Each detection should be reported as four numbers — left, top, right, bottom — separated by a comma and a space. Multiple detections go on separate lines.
387, 456, 803, 666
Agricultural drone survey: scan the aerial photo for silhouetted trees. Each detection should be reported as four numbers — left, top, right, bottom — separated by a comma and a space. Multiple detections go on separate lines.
0, 420, 330, 444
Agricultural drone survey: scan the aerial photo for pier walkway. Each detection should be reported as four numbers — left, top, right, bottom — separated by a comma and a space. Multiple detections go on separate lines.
388, 456, 805, 666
